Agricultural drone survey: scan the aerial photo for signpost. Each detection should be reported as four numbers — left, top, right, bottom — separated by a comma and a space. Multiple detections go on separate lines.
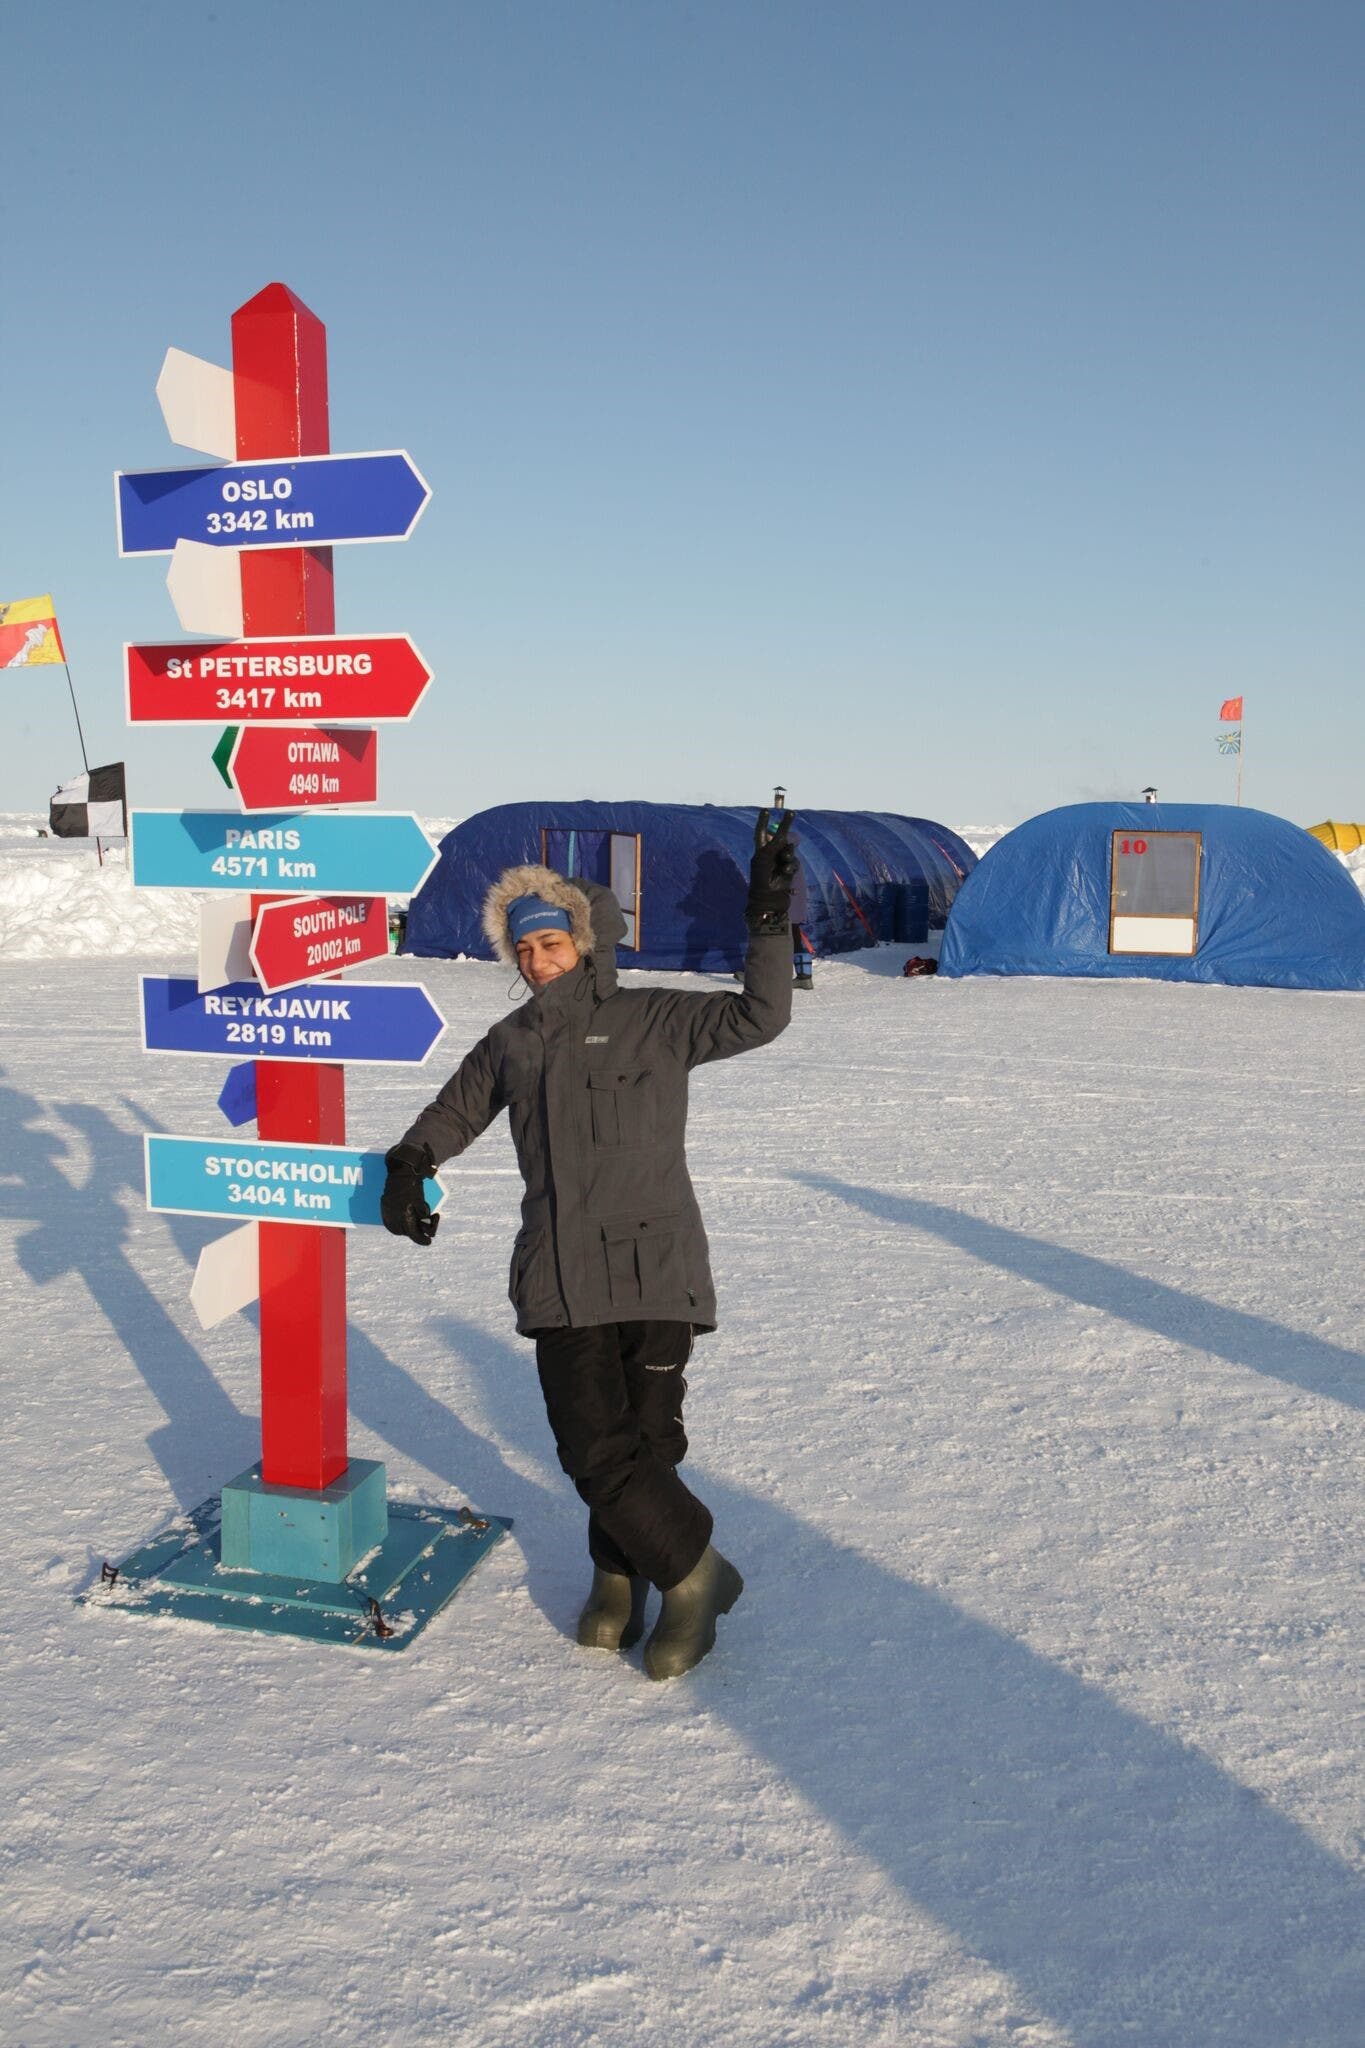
165, 539, 245, 638
145, 1133, 442, 1230
197, 891, 254, 992
101, 280, 509, 1647
217, 1062, 258, 1126
249, 896, 388, 993
115, 450, 430, 555
190, 1222, 260, 1331
126, 634, 432, 724
225, 286, 341, 1497
156, 348, 237, 459
140, 976, 448, 1065
228, 726, 378, 811
130, 808, 439, 895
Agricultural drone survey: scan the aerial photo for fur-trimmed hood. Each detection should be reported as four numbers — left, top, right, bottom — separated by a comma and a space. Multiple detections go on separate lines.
482, 865, 625, 996
482, 864, 594, 966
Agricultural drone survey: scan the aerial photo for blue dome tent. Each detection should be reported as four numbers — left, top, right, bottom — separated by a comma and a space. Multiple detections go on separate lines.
404, 801, 976, 973
939, 802, 1365, 992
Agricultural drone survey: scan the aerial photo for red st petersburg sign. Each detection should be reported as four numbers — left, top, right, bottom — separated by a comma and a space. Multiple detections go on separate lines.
124, 633, 432, 724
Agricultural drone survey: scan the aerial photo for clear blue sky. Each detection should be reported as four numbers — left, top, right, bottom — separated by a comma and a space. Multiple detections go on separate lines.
4, 1, 1361, 826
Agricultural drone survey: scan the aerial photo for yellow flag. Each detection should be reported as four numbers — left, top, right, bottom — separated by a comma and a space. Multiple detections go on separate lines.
0, 593, 65, 667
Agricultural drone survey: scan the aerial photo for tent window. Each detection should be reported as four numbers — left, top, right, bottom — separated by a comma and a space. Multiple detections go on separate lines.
1109, 831, 1201, 955
541, 827, 642, 950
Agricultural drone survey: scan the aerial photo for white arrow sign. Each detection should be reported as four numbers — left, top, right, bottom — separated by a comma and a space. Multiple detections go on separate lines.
198, 893, 255, 995
156, 347, 237, 459
190, 1221, 259, 1330
166, 537, 244, 638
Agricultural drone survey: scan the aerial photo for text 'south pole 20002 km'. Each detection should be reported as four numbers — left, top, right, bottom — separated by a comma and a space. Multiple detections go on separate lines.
102, 283, 510, 1649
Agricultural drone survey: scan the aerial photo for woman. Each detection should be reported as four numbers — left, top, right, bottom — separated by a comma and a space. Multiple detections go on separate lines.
382, 811, 797, 1679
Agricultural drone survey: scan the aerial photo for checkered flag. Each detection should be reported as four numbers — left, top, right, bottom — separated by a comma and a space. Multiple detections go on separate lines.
50, 762, 127, 838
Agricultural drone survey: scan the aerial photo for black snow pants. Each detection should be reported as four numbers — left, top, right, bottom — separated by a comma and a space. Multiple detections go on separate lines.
533, 1320, 712, 1591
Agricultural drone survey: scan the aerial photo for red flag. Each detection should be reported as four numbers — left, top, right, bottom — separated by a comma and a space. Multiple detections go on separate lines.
1219, 696, 1243, 721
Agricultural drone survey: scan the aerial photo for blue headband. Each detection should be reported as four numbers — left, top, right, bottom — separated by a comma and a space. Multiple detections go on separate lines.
508, 894, 573, 946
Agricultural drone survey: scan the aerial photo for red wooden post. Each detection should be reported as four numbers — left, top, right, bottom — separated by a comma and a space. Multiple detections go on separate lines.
232, 283, 348, 1489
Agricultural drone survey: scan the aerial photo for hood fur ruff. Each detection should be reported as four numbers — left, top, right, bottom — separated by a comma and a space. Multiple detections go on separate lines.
482, 864, 596, 969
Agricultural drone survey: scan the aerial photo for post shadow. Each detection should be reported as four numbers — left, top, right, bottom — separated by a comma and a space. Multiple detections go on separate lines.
795, 1174, 1364, 1412
446, 1312, 1362, 2047
6, 1069, 563, 1592
0, 1071, 256, 1511
344, 1312, 573, 1632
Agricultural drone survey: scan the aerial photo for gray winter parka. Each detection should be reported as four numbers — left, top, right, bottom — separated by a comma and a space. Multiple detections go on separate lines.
399, 883, 792, 1336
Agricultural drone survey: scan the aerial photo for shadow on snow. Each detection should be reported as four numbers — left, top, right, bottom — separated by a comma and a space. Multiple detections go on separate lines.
0, 1070, 257, 1511
439, 1313, 1363, 2048
795, 1173, 1364, 1413
9, 1077, 1360, 2046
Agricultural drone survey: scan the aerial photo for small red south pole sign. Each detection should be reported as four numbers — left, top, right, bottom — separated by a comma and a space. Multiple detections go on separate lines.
249, 895, 389, 994
124, 634, 432, 724
229, 725, 377, 811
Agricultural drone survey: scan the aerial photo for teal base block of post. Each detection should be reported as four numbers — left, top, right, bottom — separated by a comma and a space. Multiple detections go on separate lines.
82, 1495, 513, 1652
220, 1459, 389, 1583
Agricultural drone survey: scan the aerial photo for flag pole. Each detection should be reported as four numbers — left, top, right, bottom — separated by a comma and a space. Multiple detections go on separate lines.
62, 663, 90, 773
1237, 710, 1244, 807
60, 659, 102, 865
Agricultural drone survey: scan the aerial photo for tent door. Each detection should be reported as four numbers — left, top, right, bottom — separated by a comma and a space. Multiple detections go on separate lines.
1109, 830, 1201, 955
609, 833, 641, 949
541, 827, 642, 951
895, 877, 929, 944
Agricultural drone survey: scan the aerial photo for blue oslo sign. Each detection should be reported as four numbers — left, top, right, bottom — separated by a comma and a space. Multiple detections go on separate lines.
115, 449, 430, 556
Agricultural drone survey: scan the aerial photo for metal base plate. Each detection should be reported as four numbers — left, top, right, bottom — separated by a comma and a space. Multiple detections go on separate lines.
84, 1495, 513, 1650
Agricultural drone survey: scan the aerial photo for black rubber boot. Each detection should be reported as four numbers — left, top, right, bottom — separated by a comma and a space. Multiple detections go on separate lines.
577, 1567, 650, 1651
643, 1546, 743, 1681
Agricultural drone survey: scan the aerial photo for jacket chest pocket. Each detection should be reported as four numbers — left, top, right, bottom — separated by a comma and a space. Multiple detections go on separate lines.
588, 1067, 653, 1149
602, 1216, 685, 1307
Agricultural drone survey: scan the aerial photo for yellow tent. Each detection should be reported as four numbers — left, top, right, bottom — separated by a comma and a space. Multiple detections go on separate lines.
1308, 821, 1365, 853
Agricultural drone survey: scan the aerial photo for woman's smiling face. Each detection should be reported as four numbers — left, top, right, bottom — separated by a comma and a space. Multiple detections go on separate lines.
515, 927, 581, 987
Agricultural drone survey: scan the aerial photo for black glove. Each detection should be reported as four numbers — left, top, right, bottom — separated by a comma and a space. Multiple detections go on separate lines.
381, 1141, 440, 1246
745, 808, 800, 935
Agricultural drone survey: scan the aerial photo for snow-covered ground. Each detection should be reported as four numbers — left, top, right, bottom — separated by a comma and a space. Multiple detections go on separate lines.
2, 832, 1363, 2047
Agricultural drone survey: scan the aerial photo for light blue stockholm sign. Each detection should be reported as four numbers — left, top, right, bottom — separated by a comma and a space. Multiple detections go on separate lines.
115, 450, 430, 556
130, 809, 439, 895
144, 1134, 444, 1229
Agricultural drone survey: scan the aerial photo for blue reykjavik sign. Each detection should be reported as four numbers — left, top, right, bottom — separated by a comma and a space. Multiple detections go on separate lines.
130, 810, 440, 895
114, 450, 431, 556
141, 978, 448, 1067
145, 1135, 444, 1229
